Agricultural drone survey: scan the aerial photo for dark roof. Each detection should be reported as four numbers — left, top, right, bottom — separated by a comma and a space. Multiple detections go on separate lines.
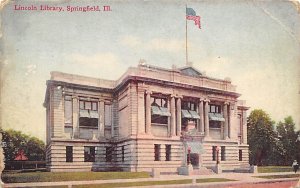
179, 67, 202, 77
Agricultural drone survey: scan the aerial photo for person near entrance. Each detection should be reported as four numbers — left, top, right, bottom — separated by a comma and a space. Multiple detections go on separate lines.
292, 160, 299, 173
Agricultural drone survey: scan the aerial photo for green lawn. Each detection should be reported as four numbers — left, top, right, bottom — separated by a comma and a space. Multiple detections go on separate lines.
74, 179, 192, 188
74, 178, 236, 188
254, 174, 300, 179
196, 178, 236, 183
258, 166, 293, 173
2, 171, 150, 183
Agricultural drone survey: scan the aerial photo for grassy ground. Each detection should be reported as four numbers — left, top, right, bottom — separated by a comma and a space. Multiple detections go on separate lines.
257, 166, 293, 173
254, 174, 300, 179
196, 178, 236, 183
2, 171, 150, 183
74, 178, 235, 188
74, 179, 192, 188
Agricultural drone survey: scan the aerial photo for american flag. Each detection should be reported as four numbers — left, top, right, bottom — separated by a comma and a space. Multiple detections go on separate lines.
186, 7, 201, 29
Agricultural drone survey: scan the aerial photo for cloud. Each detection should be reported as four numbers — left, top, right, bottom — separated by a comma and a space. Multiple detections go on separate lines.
119, 35, 184, 53
25, 64, 37, 76
69, 52, 121, 68
65, 52, 127, 79
120, 36, 141, 48
145, 38, 184, 52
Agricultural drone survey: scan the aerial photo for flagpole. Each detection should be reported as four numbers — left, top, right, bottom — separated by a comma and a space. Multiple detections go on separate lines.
185, 4, 188, 66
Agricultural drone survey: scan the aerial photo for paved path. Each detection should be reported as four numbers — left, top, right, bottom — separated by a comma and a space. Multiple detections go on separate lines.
3, 172, 300, 188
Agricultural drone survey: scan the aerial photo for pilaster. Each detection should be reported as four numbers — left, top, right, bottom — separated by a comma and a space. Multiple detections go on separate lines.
170, 96, 176, 137
98, 100, 105, 138
223, 102, 229, 140
204, 99, 210, 138
72, 96, 79, 138
176, 97, 182, 136
145, 91, 152, 134
198, 98, 204, 133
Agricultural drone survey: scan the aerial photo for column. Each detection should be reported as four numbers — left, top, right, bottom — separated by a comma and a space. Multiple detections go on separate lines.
242, 110, 248, 144
176, 97, 182, 136
98, 100, 105, 138
72, 96, 79, 138
228, 103, 232, 139
198, 99, 204, 133
145, 91, 151, 134
204, 100, 210, 137
223, 102, 229, 139
170, 96, 176, 136
111, 100, 116, 138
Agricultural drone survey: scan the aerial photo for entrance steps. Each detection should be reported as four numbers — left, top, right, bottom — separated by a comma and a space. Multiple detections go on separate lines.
191, 167, 215, 175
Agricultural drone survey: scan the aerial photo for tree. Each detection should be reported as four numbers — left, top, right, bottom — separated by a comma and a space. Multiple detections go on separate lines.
1, 129, 45, 163
276, 116, 299, 165
247, 109, 277, 166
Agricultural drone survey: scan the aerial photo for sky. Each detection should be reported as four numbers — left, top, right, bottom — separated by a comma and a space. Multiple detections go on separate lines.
1, 0, 300, 142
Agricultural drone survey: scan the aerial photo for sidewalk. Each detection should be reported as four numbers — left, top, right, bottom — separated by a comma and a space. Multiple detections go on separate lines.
3, 171, 300, 188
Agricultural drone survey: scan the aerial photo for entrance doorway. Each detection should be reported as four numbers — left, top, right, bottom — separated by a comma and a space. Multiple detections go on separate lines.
190, 153, 200, 169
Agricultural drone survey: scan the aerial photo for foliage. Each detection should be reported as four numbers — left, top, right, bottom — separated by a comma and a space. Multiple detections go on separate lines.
2, 171, 150, 183
258, 166, 293, 173
276, 116, 300, 165
247, 109, 276, 165
254, 174, 300, 179
1, 129, 45, 162
247, 110, 300, 166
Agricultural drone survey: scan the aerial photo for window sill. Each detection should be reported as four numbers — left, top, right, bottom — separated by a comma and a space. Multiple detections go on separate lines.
64, 125, 73, 128
151, 123, 168, 126
79, 126, 98, 129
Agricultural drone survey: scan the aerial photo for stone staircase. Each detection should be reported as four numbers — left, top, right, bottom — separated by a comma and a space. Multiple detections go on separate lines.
191, 167, 215, 175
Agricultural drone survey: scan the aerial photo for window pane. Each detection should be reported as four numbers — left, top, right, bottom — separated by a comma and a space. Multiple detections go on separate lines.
66, 146, 73, 162
166, 145, 171, 161
106, 147, 113, 162
211, 106, 215, 113
221, 146, 225, 161
92, 102, 98, 111
85, 101, 91, 110
122, 146, 125, 162
239, 150, 243, 161
84, 146, 95, 162
64, 100, 72, 124
80, 101, 85, 109
212, 146, 216, 161
154, 144, 160, 161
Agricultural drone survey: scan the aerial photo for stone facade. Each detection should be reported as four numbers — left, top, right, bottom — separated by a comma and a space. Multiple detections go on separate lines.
44, 64, 249, 173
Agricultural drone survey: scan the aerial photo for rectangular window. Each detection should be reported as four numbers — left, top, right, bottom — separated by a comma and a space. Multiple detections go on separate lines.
154, 144, 160, 161
212, 146, 217, 161
64, 96, 73, 126
239, 150, 243, 161
151, 97, 169, 125
106, 146, 113, 162
66, 146, 73, 162
166, 145, 171, 161
221, 146, 225, 161
84, 146, 95, 162
79, 100, 99, 128
80, 101, 85, 109
122, 146, 125, 162
92, 102, 98, 111
209, 104, 221, 113
85, 101, 91, 110
105, 104, 112, 126
209, 121, 221, 129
